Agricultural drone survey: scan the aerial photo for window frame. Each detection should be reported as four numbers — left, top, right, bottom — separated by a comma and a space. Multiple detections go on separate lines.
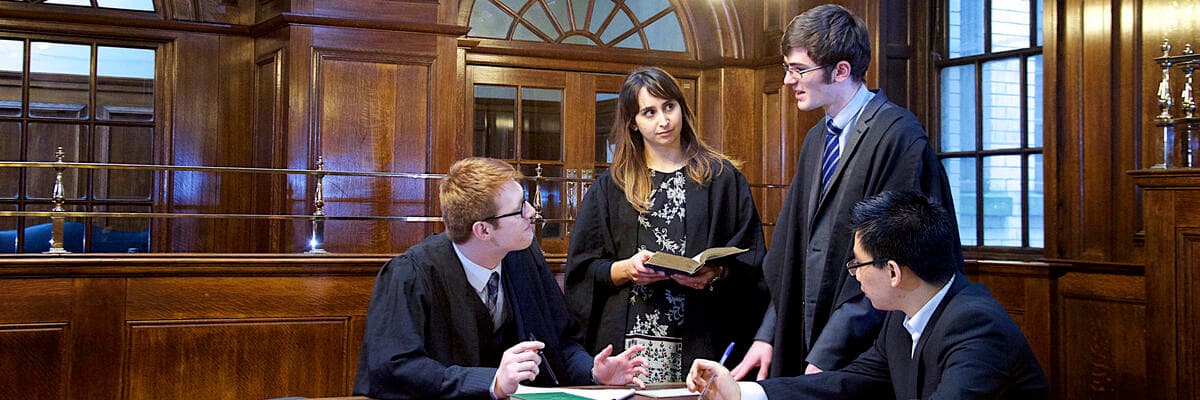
932, 0, 1044, 255
0, 34, 160, 253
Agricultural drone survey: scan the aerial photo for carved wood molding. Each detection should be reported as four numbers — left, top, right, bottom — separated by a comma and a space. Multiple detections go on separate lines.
0, 255, 390, 277
250, 12, 469, 38
0, 3, 246, 35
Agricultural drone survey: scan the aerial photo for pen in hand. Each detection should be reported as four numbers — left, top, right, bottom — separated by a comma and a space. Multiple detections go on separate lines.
699, 342, 736, 399
527, 333, 560, 385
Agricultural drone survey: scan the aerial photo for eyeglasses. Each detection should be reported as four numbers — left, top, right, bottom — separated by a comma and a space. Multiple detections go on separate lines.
479, 196, 530, 222
782, 63, 829, 80
845, 258, 889, 276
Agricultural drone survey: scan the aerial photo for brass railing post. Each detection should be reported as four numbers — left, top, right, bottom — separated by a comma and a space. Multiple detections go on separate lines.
45, 146, 69, 254
306, 156, 328, 254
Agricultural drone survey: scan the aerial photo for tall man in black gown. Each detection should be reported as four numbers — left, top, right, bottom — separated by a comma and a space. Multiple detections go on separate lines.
732, 4, 958, 380
354, 157, 648, 399
688, 191, 1049, 399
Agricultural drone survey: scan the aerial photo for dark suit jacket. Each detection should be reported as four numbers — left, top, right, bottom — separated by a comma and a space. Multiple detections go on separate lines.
763, 90, 958, 375
353, 234, 595, 399
564, 159, 768, 369
759, 274, 1050, 399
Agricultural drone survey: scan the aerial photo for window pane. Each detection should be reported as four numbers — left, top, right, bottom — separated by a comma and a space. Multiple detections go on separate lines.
991, 0, 1031, 51
948, 0, 984, 57
982, 155, 1022, 246
26, 122, 85, 199
95, 125, 153, 200
595, 93, 618, 164
469, 0, 514, 39
590, 0, 616, 33
474, 85, 517, 159
30, 42, 90, 119
0, 204, 14, 253
1027, 55, 1043, 147
513, 23, 542, 42
545, 0, 572, 31
628, 0, 670, 22
520, 164, 564, 240
600, 9, 634, 44
1028, 154, 1043, 247
96, 0, 155, 11
982, 59, 1021, 150
942, 157, 977, 246
22, 203, 83, 253
1035, 0, 1043, 46
44, 0, 91, 6
571, 0, 589, 30
0, 122, 18, 199
644, 11, 685, 52
614, 32, 643, 49
91, 205, 150, 253
523, 3, 556, 38
940, 65, 976, 152
0, 39, 22, 117
97, 46, 154, 122
520, 88, 562, 161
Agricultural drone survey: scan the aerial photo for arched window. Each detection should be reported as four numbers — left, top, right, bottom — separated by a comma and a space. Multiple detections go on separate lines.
468, 0, 686, 52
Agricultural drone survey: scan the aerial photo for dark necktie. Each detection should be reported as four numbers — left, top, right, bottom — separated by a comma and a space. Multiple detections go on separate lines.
486, 271, 500, 327
821, 118, 843, 193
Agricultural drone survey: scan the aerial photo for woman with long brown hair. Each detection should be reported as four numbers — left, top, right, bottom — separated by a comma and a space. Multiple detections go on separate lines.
565, 67, 767, 384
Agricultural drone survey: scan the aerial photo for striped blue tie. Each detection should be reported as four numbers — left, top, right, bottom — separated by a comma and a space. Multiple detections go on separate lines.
821, 118, 842, 192
486, 271, 500, 329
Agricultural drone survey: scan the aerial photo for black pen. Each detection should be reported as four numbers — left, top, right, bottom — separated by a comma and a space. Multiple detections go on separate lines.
527, 332, 560, 385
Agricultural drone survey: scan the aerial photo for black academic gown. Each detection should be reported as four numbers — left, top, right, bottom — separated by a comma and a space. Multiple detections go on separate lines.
353, 234, 595, 399
759, 274, 1050, 400
763, 90, 959, 376
564, 159, 768, 370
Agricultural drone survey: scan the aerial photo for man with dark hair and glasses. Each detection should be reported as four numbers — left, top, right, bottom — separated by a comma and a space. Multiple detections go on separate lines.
733, 4, 959, 381
688, 191, 1048, 399
354, 157, 649, 399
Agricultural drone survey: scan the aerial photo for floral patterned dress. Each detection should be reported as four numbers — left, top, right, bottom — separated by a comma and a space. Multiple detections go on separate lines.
625, 168, 689, 383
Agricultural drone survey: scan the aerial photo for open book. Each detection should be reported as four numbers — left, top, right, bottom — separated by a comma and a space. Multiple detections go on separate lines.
511, 384, 635, 400
644, 247, 747, 275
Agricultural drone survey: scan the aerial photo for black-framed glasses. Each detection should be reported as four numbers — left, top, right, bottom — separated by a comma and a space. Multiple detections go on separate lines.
782, 63, 830, 80
479, 196, 529, 222
846, 258, 889, 276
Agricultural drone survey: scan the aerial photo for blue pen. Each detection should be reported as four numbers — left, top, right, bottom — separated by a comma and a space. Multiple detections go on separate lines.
699, 342, 736, 398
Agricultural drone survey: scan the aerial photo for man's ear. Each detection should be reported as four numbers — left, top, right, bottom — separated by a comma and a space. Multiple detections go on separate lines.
471, 221, 491, 242
833, 60, 852, 83
887, 260, 903, 288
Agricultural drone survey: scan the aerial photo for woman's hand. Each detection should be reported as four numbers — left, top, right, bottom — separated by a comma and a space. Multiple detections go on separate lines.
671, 264, 724, 290
610, 250, 668, 286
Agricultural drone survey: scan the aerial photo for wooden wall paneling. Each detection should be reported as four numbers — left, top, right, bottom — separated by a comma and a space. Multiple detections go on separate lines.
253, 42, 289, 253
166, 33, 256, 253
966, 263, 1060, 386
1057, 271, 1146, 400
125, 318, 350, 399
313, 49, 432, 253
69, 278, 126, 400
0, 323, 69, 400
125, 276, 374, 320
0, 278, 73, 399
282, 25, 315, 252
1078, 0, 1115, 260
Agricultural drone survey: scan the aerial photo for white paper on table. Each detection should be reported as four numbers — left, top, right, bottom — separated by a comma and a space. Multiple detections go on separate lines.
514, 384, 636, 400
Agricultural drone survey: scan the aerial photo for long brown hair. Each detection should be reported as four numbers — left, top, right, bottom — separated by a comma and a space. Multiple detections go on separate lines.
609, 67, 732, 214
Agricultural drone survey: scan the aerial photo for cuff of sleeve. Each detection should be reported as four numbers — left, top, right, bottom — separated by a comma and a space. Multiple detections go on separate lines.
738, 381, 769, 400
490, 375, 500, 399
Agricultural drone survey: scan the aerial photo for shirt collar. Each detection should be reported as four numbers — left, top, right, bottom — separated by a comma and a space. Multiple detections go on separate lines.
827, 84, 875, 132
452, 242, 503, 295
902, 274, 956, 340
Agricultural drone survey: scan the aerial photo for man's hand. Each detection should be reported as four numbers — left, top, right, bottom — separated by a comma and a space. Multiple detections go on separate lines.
804, 363, 823, 375
591, 344, 649, 388
611, 250, 668, 286
671, 264, 722, 290
493, 341, 543, 399
730, 340, 772, 381
687, 359, 740, 400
